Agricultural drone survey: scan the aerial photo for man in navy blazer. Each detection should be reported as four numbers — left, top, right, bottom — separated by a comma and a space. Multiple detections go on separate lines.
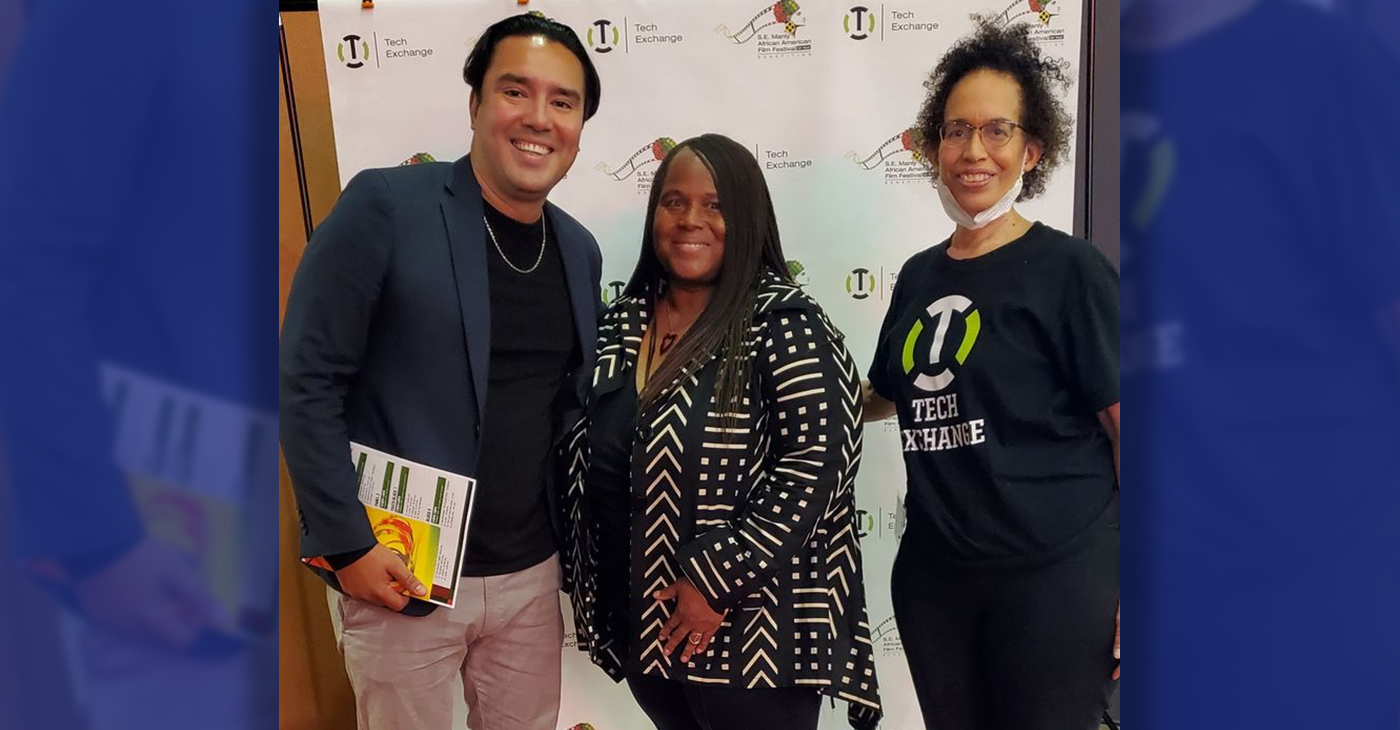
279, 14, 602, 730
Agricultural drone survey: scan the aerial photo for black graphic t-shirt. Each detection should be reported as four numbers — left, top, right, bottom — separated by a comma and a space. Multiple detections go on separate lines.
869, 222, 1119, 566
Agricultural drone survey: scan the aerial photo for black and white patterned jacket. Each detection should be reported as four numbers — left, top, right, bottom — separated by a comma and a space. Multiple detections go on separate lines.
562, 274, 882, 729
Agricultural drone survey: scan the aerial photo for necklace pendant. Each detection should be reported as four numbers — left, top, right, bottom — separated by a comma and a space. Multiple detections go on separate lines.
659, 333, 678, 355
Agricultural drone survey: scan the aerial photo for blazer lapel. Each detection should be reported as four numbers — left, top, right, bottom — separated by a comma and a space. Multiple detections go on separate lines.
441, 156, 491, 425
590, 298, 646, 406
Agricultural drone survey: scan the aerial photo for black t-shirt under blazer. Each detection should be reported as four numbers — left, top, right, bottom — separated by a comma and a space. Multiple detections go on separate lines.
466, 201, 578, 576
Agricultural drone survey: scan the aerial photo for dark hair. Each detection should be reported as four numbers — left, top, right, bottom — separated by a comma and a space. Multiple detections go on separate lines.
623, 134, 792, 414
916, 17, 1072, 200
462, 13, 602, 121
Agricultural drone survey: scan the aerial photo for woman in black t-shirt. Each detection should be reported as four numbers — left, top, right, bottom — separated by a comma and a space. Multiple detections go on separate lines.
863, 19, 1120, 730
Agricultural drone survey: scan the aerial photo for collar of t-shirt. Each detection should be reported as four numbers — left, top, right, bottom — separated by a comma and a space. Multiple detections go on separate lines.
482, 199, 548, 253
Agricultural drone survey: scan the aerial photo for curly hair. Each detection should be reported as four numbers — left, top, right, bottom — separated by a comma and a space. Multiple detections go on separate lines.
916, 17, 1073, 201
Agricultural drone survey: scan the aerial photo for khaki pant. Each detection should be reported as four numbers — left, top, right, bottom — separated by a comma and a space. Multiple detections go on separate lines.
329, 554, 563, 730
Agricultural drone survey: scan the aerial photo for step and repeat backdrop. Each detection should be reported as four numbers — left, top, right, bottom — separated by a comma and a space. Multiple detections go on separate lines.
316, 1, 1087, 727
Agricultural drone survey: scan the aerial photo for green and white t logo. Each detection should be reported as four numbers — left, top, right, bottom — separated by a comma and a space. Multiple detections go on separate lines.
338, 34, 370, 69
588, 19, 621, 53
903, 295, 980, 391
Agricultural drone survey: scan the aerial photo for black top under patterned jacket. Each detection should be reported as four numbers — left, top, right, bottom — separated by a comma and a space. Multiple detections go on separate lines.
562, 274, 882, 729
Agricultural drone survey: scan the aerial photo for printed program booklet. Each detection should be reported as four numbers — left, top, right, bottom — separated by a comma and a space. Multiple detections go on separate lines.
305, 442, 476, 608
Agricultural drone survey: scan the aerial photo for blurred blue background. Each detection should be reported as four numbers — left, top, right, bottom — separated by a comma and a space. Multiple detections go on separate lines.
0, 1, 274, 728
0, 0, 1395, 728
1122, 0, 1400, 728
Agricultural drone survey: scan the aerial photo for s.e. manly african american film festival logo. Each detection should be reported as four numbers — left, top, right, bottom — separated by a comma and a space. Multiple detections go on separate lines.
717, 1, 811, 57
597, 137, 677, 195
849, 126, 933, 184
993, 0, 1068, 45
994, 0, 1060, 27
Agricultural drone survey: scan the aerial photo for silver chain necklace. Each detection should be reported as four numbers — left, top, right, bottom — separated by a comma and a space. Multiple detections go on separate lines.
483, 213, 547, 274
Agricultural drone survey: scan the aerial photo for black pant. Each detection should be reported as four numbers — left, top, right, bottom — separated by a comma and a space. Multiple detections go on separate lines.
892, 516, 1119, 730
625, 672, 821, 730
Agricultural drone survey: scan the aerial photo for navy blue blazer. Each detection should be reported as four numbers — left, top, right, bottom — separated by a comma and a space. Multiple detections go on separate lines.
279, 155, 602, 615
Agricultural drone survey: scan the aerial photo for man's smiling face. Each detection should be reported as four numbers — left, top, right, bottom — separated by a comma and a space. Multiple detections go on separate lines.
469, 34, 586, 213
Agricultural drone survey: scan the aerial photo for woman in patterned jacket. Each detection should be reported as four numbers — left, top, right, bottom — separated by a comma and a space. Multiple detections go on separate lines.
562, 133, 881, 730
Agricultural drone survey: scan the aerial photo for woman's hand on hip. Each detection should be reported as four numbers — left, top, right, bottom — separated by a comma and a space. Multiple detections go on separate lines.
655, 577, 726, 663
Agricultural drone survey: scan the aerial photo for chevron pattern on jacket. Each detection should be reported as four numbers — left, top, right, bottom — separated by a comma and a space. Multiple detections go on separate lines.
563, 274, 882, 730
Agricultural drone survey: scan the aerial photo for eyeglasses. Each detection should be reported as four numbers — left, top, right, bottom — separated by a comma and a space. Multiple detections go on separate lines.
937, 120, 1025, 148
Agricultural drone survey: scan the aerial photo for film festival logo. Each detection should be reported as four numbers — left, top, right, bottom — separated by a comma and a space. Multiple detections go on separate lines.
717, 1, 811, 57
870, 614, 905, 658
587, 19, 621, 53
848, 127, 933, 184
904, 295, 981, 392
597, 137, 677, 195
786, 260, 810, 287
337, 34, 370, 69
992, 0, 1067, 45
994, 0, 1060, 27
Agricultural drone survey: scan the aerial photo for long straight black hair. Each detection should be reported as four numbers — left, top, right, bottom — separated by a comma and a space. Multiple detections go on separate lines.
624, 133, 793, 414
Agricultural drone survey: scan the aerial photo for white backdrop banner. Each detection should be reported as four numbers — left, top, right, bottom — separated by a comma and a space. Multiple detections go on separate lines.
317, 1, 1086, 728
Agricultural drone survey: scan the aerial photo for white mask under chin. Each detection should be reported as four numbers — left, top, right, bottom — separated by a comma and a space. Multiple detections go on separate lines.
935, 153, 1026, 231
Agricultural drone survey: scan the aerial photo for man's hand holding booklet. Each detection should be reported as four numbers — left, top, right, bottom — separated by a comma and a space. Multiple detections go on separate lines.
304, 442, 476, 608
